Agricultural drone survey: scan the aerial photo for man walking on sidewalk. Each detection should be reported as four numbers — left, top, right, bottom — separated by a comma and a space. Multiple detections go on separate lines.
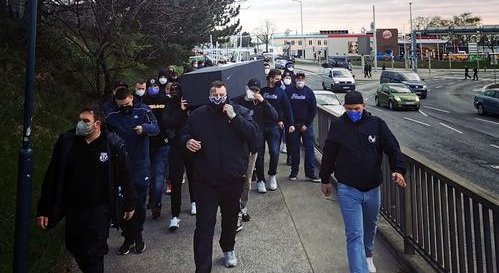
180, 81, 256, 272
319, 91, 407, 273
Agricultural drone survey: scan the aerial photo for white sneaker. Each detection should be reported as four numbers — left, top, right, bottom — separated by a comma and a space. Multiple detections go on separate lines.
280, 143, 287, 154
168, 217, 181, 231
223, 250, 237, 267
366, 257, 376, 273
257, 181, 267, 193
190, 202, 197, 215
269, 175, 278, 191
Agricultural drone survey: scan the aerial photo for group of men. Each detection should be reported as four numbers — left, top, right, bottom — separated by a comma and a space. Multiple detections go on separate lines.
36, 59, 408, 273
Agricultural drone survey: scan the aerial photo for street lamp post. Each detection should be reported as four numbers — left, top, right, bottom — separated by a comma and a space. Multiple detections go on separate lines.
292, 0, 305, 59
409, 2, 417, 72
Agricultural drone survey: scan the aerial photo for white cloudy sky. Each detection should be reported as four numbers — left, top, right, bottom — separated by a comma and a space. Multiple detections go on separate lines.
237, 0, 498, 35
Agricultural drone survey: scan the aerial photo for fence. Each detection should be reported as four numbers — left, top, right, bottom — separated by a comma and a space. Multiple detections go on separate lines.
315, 106, 498, 273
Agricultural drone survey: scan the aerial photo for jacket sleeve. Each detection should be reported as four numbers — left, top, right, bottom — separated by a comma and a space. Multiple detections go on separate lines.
141, 109, 160, 136
319, 122, 339, 184
178, 116, 195, 149
229, 107, 257, 142
37, 135, 63, 217
379, 119, 406, 175
162, 106, 187, 131
115, 139, 137, 212
306, 89, 318, 127
280, 91, 294, 126
261, 99, 279, 123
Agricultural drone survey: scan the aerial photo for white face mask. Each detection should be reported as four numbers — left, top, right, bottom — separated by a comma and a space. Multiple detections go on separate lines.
264, 68, 270, 75
296, 81, 305, 89
283, 78, 292, 86
135, 89, 145, 97
287, 67, 294, 72
245, 88, 255, 101
159, 77, 167, 85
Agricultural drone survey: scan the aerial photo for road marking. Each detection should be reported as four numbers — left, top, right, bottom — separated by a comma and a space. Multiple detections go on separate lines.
418, 110, 428, 117
403, 117, 431, 127
367, 106, 384, 112
439, 122, 463, 134
490, 165, 499, 170
491, 144, 499, 150
475, 118, 499, 125
434, 85, 442, 89
423, 106, 451, 113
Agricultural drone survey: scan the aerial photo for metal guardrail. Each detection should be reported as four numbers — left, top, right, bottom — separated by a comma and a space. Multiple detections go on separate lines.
315, 106, 499, 273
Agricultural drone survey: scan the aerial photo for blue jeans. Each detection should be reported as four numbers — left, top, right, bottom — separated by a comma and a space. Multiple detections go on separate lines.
337, 183, 380, 273
148, 145, 169, 207
256, 125, 280, 180
289, 126, 316, 176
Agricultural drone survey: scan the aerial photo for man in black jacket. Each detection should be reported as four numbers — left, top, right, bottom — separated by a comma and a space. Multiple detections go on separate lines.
179, 81, 257, 272
37, 103, 136, 273
319, 91, 406, 273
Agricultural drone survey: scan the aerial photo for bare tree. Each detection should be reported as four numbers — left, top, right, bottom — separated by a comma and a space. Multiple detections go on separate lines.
255, 19, 275, 52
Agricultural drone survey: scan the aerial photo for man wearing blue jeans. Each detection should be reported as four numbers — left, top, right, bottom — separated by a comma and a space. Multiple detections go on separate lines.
319, 91, 407, 273
286, 71, 320, 181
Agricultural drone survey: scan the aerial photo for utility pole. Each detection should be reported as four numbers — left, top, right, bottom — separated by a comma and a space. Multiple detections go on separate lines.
292, 0, 305, 59
14, 0, 38, 272
410, 2, 417, 72
372, 6, 377, 71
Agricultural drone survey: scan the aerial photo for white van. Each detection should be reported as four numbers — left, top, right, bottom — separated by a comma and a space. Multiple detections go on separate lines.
321, 68, 356, 92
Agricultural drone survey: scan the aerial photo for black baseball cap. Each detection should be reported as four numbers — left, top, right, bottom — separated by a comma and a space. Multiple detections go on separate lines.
113, 79, 128, 89
247, 78, 261, 90
344, 91, 364, 105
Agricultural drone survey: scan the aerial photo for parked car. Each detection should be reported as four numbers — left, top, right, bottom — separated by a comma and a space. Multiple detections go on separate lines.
375, 83, 420, 110
474, 89, 499, 115
322, 56, 351, 70
274, 57, 288, 69
313, 90, 345, 115
321, 68, 356, 92
380, 70, 428, 99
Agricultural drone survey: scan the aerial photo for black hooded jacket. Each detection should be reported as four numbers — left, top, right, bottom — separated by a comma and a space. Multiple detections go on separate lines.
319, 111, 406, 191
37, 128, 137, 229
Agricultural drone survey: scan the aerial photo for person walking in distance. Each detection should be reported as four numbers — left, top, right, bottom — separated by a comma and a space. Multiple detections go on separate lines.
179, 81, 257, 272
105, 87, 160, 255
464, 65, 471, 79
473, 66, 479, 81
319, 91, 407, 273
37, 104, 137, 273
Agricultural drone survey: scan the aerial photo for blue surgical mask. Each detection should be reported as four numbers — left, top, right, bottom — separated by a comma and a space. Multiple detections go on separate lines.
147, 86, 159, 96
346, 111, 362, 123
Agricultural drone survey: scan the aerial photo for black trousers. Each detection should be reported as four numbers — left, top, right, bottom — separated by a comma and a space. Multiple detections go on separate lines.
122, 168, 149, 242
194, 178, 243, 273
169, 144, 195, 217
65, 205, 110, 273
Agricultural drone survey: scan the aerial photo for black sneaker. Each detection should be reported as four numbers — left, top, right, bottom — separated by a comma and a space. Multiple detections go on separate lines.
288, 173, 297, 181
151, 204, 161, 219
306, 175, 321, 183
241, 207, 251, 222
118, 239, 135, 255
134, 239, 146, 254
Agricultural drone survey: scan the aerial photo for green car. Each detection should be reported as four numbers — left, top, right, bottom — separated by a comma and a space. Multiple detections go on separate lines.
375, 83, 420, 110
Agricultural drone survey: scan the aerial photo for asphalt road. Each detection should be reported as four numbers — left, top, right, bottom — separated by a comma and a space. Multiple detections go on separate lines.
303, 69, 499, 196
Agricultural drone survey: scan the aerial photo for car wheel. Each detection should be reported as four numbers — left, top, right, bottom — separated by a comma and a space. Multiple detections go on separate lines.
389, 100, 394, 110
375, 96, 380, 106
478, 104, 486, 115
322, 82, 327, 90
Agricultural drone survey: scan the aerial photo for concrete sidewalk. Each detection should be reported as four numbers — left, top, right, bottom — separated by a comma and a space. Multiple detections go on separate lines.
90, 153, 409, 273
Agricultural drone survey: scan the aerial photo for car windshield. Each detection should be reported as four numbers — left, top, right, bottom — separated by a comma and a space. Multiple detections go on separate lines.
315, 94, 341, 105
391, 86, 412, 93
401, 73, 421, 81
333, 70, 351, 77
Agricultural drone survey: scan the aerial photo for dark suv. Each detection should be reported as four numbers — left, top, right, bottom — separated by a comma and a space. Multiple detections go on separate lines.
322, 56, 351, 71
380, 71, 428, 98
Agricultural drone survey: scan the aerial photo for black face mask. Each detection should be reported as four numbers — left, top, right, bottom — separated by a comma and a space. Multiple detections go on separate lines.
119, 105, 133, 115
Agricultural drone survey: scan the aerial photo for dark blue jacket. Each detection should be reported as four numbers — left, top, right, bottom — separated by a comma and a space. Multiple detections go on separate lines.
178, 104, 257, 186
104, 101, 160, 171
260, 85, 294, 128
232, 95, 278, 152
36, 128, 137, 229
286, 85, 317, 127
319, 111, 406, 191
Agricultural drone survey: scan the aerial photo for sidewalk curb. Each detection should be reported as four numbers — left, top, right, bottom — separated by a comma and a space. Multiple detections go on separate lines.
314, 148, 436, 273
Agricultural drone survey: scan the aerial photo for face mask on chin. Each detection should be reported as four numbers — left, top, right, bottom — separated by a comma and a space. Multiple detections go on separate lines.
75, 120, 95, 136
